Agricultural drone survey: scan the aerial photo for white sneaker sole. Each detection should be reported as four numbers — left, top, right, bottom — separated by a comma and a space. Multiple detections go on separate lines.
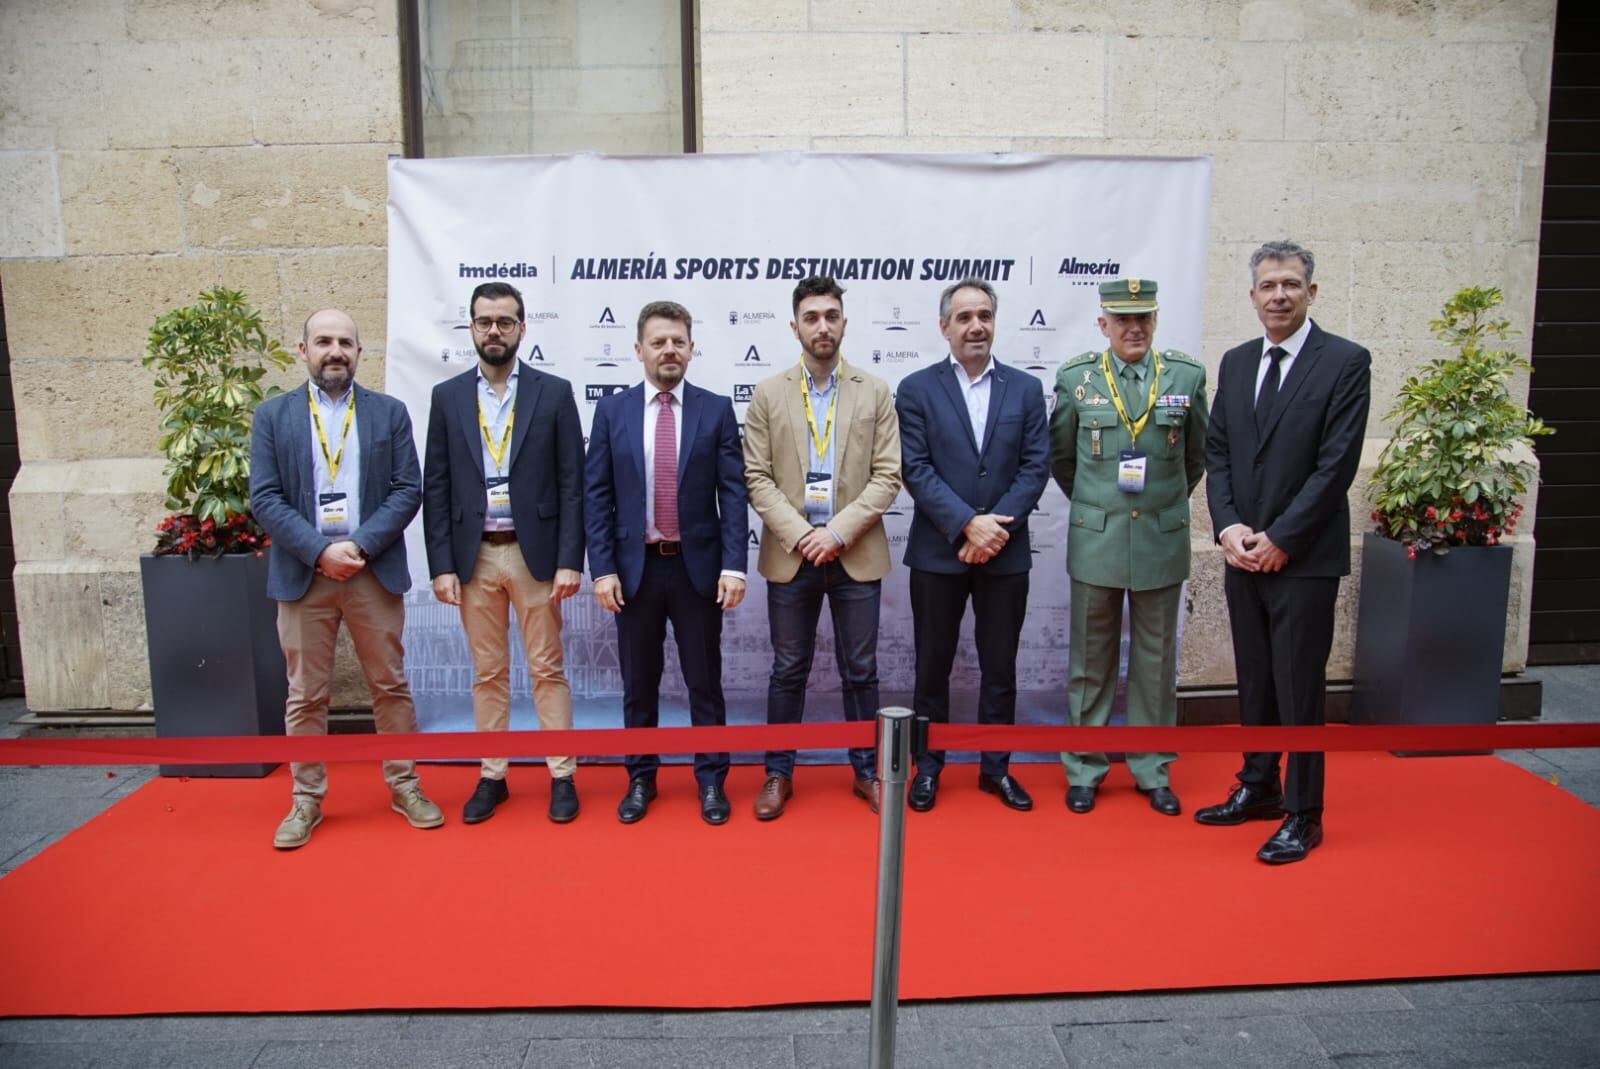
391, 802, 445, 829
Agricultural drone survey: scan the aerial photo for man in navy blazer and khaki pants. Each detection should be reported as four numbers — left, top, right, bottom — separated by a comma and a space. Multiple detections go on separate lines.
250, 308, 443, 849
895, 277, 1050, 813
1198, 240, 1371, 864
584, 300, 748, 826
423, 282, 587, 826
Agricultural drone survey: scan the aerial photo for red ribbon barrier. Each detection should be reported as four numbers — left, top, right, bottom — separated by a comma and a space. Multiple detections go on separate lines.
1, 721, 1598, 767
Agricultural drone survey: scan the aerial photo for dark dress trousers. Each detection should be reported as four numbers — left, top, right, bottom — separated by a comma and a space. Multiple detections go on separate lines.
1205, 322, 1371, 813
896, 359, 1050, 779
421, 362, 586, 583
583, 382, 749, 786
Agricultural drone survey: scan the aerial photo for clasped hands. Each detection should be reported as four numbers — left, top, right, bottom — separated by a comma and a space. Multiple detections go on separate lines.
1220, 526, 1289, 573
958, 513, 1014, 565
314, 540, 366, 582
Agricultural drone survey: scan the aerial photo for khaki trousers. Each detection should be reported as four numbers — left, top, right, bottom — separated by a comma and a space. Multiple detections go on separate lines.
277, 570, 420, 801
459, 540, 574, 779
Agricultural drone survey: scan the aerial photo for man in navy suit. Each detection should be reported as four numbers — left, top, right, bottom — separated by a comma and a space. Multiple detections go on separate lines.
584, 300, 748, 825
1198, 240, 1371, 864
250, 308, 443, 849
895, 278, 1050, 812
423, 282, 586, 826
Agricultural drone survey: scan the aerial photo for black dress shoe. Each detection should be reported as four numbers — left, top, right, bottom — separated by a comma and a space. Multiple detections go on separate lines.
548, 776, 579, 824
978, 773, 1033, 811
1257, 813, 1323, 864
1193, 783, 1284, 826
1066, 786, 1096, 814
462, 777, 509, 824
616, 777, 657, 824
1140, 785, 1182, 816
699, 783, 730, 825
907, 773, 938, 812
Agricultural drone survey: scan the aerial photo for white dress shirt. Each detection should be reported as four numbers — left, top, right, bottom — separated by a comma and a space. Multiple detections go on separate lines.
950, 354, 996, 448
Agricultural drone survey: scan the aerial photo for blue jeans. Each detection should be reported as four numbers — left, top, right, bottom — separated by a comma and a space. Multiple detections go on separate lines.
764, 560, 880, 779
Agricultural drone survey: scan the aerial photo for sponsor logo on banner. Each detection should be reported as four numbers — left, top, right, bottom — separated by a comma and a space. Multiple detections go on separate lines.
584, 383, 628, 403
733, 384, 755, 403
740, 345, 771, 366
1024, 344, 1050, 372
458, 261, 539, 280
590, 307, 623, 330
584, 341, 620, 366
1020, 309, 1055, 335
1057, 256, 1121, 286
871, 306, 920, 332
729, 310, 778, 326
870, 348, 921, 365
526, 344, 547, 363
528, 310, 559, 322
440, 346, 477, 365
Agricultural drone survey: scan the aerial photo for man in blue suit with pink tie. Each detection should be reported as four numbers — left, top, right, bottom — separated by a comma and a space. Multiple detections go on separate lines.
584, 300, 749, 825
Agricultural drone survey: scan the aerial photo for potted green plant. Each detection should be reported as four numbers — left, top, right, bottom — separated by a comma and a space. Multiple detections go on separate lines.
138, 288, 294, 776
1352, 286, 1553, 736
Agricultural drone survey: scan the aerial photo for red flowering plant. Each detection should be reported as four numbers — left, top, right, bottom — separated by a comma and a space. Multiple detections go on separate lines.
142, 288, 293, 558
1369, 286, 1552, 561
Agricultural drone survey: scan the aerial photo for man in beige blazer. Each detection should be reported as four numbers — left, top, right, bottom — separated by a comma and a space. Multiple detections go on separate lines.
743, 276, 902, 820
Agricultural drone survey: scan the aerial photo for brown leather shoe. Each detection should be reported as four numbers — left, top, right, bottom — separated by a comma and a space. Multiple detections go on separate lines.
753, 774, 792, 821
852, 777, 882, 814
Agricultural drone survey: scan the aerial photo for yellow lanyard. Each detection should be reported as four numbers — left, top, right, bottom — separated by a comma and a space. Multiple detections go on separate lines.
307, 382, 355, 485
1099, 348, 1162, 447
800, 359, 841, 460
477, 394, 515, 474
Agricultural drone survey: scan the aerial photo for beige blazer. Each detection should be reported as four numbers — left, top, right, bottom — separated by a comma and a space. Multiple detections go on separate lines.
742, 360, 901, 583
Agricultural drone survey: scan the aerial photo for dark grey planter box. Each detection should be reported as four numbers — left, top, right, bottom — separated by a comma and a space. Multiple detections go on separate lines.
140, 552, 286, 777
1351, 532, 1513, 754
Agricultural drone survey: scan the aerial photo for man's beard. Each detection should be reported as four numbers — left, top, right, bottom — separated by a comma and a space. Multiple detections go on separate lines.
474, 338, 520, 366
313, 361, 351, 392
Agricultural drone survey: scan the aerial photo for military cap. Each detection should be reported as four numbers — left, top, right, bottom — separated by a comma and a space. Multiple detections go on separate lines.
1098, 277, 1159, 315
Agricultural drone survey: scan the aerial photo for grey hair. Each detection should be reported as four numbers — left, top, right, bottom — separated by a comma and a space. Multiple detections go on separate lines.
938, 277, 998, 322
1249, 241, 1315, 286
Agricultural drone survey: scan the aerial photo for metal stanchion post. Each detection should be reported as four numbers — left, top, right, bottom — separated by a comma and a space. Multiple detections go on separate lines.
868, 705, 914, 1069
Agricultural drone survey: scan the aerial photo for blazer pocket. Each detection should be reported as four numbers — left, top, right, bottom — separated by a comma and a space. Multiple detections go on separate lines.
1070, 502, 1107, 532
1158, 505, 1191, 533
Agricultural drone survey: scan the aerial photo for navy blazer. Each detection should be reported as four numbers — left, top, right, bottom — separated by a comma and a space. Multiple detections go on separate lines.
1205, 322, 1371, 577
248, 382, 421, 601
422, 363, 586, 583
583, 382, 748, 600
896, 358, 1050, 576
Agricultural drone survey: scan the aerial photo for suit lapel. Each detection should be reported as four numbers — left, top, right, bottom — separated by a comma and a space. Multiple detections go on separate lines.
833, 363, 858, 473
507, 362, 540, 470
454, 373, 486, 480
293, 384, 318, 518
623, 383, 647, 489
979, 363, 1009, 458
1256, 326, 1320, 450
784, 365, 810, 476
936, 360, 980, 457
352, 383, 377, 516
676, 383, 702, 481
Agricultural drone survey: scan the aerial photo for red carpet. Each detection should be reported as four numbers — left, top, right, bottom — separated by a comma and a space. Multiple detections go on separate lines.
1, 753, 1597, 1016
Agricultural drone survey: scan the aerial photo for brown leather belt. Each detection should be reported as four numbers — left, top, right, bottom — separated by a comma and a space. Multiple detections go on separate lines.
481, 530, 518, 544
647, 541, 681, 556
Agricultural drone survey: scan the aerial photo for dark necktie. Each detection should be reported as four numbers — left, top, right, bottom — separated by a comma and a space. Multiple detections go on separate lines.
1120, 363, 1145, 420
1255, 346, 1286, 436
653, 392, 679, 540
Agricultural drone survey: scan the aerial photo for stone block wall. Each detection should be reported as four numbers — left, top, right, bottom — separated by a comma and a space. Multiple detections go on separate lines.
0, 0, 1559, 708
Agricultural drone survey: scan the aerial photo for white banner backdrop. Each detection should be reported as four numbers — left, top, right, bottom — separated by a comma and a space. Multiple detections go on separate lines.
387, 153, 1212, 754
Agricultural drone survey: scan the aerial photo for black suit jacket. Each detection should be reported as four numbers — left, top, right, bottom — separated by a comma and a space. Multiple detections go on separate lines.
1205, 322, 1370, 577
422, 362, 586, 583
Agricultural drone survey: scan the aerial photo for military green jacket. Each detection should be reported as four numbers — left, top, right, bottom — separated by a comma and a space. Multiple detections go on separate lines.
1049, 348, 1209, 591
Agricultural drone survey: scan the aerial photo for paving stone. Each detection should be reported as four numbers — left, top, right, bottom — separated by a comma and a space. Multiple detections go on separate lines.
0, 832, 45, 868
0, 795, 125, 836
657, 1003, 910, 1037
916, 985, 1410, 1028
1541, 999, 1600, 1047
252, 1040, 528, 1068
524, 1036, 797, 1068
1054, 1014, 1332, 1068
1303, 1003, 1593, 1068
0, 1041, 265, 1067
401, 1010, 667, 1040
0, 1014, 410, 1044
1394, 974, 1600, 1008
797, 1025, 1066, 1068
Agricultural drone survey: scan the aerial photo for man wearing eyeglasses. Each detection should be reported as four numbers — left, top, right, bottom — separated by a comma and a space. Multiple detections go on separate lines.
423, 282, 586, 825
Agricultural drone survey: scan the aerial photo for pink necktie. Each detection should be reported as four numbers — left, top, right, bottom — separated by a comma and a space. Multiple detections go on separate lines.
653, 392, 679, 540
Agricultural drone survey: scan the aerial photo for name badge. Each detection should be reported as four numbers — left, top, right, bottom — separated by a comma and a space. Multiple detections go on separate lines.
318, 492, 351, 536
1117, 451, 1148, 494
804, 470, 832, 508
486, 476, 512, 520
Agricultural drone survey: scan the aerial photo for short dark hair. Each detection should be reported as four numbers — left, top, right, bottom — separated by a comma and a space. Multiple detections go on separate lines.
1249, 241, 1315, 286
637, 300, 693, 341
469, 282, 525, 321
792, 276, 845, 317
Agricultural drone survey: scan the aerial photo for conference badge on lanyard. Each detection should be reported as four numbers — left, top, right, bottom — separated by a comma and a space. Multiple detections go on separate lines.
308, 383, 355, 535
1100, 349, 1161, 495
479, 397, 515, 520
801, 359, 839, 515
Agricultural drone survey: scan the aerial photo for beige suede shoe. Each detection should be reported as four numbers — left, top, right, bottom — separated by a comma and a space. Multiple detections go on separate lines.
390, 787, 445, 829
273, 800, 323, 849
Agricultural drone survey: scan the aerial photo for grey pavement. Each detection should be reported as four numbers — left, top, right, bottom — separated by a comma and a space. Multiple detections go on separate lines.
1, 666, 1597, 1068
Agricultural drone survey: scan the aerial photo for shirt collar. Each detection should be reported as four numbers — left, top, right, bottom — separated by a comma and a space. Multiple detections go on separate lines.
649, 380, 686, 405
802, 360, 838, 393
476, 363, 520, 390
949, 353, 995, 385
310, 381, 353, 407
1110, 349, 1153, 380
1263, 317, 1314, 361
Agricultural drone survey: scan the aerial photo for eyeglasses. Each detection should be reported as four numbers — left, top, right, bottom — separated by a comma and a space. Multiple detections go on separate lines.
471, 316, 522, 333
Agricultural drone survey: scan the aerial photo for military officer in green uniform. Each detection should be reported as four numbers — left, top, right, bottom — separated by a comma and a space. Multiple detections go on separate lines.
1050, 278, 1209, 817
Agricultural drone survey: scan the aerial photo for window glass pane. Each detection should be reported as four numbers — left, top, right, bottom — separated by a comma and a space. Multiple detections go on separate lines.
418, 0, 685, 157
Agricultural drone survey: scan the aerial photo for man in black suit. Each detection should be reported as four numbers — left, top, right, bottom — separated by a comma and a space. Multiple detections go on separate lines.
423, 282, 586, 826
895, 278, 1050, 813
584, 300, 748, 826
1197, 240, 1371, 864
